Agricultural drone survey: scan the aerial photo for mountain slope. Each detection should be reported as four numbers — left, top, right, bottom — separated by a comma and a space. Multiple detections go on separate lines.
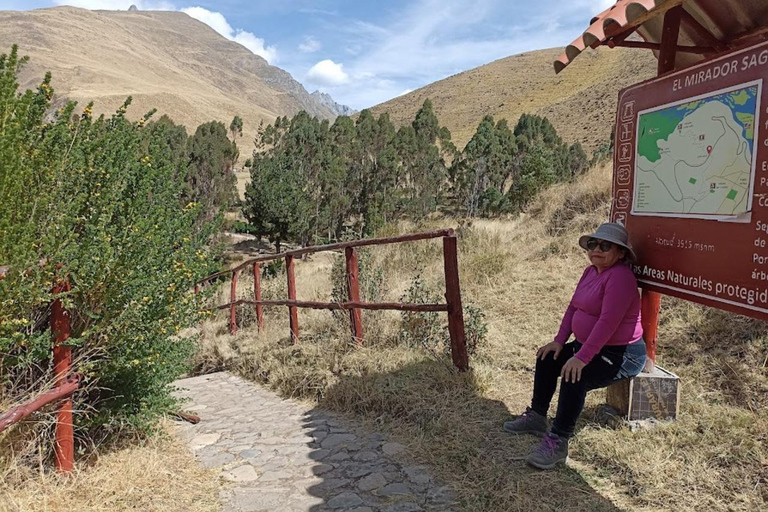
368, 46, 657, 152
0, 6, 335, 156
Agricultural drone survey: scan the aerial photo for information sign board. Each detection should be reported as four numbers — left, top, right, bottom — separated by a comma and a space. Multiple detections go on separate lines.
612, 40, 768, 320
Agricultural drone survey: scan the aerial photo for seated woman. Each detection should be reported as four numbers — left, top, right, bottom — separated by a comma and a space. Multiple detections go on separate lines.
504, 222, 647, 470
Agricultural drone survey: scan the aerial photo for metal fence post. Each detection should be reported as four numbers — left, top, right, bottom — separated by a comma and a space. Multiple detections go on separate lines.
253, 262, 264, 332
286, 255, 299, 343
442, 236, 469, 371
51, 280, 74, 472
230, 270, 238, 335
345, 247, 364, 345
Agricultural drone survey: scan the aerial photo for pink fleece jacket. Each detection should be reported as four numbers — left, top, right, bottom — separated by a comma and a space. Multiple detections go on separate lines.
553, 263, 643, 364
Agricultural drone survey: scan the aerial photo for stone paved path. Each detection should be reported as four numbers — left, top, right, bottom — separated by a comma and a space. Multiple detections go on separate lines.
173, 372, 457, 512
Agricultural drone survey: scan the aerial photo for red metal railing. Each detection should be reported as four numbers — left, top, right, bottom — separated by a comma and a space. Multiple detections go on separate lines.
0, 269, 79, 472
196, 229, 469, 371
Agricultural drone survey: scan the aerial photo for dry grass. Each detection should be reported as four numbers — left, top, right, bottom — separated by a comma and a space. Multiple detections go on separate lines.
196, 163, 767, 511
0, 420, 220, 512
0, 357, 220, 511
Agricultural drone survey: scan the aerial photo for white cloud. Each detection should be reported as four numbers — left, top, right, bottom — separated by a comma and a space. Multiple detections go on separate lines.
181, 6, 230, 35
181, 6, 278, 63
53, 0, 175, 8
306, 59, 349, 86
232, 31, 278, 63
298, 36, 321, 53
398, 89, 413, 97
311, 0, 617, 109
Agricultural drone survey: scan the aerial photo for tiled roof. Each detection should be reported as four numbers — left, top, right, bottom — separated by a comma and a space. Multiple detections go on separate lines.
555, 0, 768, 73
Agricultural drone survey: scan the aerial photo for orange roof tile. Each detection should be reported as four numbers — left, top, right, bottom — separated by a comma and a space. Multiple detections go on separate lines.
554, 0, 768, 73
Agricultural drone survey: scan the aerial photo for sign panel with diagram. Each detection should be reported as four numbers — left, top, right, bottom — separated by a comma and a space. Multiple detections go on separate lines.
612, 41, 768, 320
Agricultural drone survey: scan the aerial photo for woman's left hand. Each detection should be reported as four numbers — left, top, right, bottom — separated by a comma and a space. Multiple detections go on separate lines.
561, 357, 587, 383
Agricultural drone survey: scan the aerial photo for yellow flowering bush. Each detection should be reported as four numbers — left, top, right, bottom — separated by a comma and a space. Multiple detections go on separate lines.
0, 46, 223, 434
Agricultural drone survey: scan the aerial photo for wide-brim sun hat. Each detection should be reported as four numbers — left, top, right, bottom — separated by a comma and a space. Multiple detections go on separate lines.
578, 222, 637, 262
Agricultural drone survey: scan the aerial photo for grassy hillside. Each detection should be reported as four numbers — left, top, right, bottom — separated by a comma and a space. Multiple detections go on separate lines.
0, 7, 334, 158
196, 164, 767, 511
368, 47, 657, 152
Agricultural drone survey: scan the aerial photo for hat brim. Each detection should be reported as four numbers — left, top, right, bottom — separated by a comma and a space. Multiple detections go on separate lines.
579, 234, 637, 262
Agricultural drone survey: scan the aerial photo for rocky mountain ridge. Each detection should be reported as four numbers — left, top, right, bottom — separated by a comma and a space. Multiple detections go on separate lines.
311, 91, 357, 117
0, 6, 335, 157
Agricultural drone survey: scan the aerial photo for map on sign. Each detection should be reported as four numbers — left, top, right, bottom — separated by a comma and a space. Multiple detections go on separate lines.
633, 81, 761, 220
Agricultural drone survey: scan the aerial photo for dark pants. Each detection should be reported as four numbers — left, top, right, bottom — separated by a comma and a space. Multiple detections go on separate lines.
531, 340, 647, 438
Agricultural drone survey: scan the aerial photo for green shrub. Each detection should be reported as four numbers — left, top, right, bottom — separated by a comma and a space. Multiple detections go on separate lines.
462, 304, 488, 356
261, 259, 284, 281
398, 275, 444, 351
399, 275, 487, 357
232, 220, 258, 236
0, 46, 219, 435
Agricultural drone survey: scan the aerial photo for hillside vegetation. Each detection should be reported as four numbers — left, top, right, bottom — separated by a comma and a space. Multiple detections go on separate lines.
0, 45, 242, 511
0, 44, 234, 456
198, 163, 767, 511
369, 46, 657, 151
0, 6, 335, 158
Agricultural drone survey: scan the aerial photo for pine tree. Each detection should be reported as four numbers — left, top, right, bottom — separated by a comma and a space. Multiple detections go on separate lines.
186, 121, 239, 222
229, 115, 243, 140
398, 100, 452, 216
452, 115, 516, 216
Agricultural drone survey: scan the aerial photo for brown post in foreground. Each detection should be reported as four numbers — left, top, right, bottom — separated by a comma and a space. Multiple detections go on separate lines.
252, 262, 264, 332
641, 290, 662, 371
230, 270, 238, 335
442, 236, 469, 371
345, 247, 364, 345
51, 280, 74, 472
285, 255, 299, 343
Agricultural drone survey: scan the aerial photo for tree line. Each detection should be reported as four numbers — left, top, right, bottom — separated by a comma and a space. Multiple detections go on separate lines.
243, 100, 587, 249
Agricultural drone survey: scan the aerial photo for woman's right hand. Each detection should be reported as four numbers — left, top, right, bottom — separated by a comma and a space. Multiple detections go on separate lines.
536, 341, 563, 360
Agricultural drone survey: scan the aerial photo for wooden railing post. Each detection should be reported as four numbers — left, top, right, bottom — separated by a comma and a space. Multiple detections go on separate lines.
345, 247, 364, 345
443, 236, 469, 371
195, 283, 204, 340
51, 280, 74, 472
253, 262, 264, 332
230, 270, 238, 335
286, 255, 299, 343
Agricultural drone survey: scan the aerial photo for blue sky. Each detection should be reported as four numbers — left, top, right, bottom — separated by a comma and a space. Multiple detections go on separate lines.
0, 1, 614, 109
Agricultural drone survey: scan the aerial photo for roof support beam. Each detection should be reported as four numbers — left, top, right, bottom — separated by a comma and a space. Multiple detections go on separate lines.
730, 25, 768, 47
658, 6, 683, 75
608, 40, 715, 55
679, 9, 728, 53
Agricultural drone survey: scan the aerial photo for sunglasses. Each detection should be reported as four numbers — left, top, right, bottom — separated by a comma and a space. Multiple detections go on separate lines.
586, 238, 614, 252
